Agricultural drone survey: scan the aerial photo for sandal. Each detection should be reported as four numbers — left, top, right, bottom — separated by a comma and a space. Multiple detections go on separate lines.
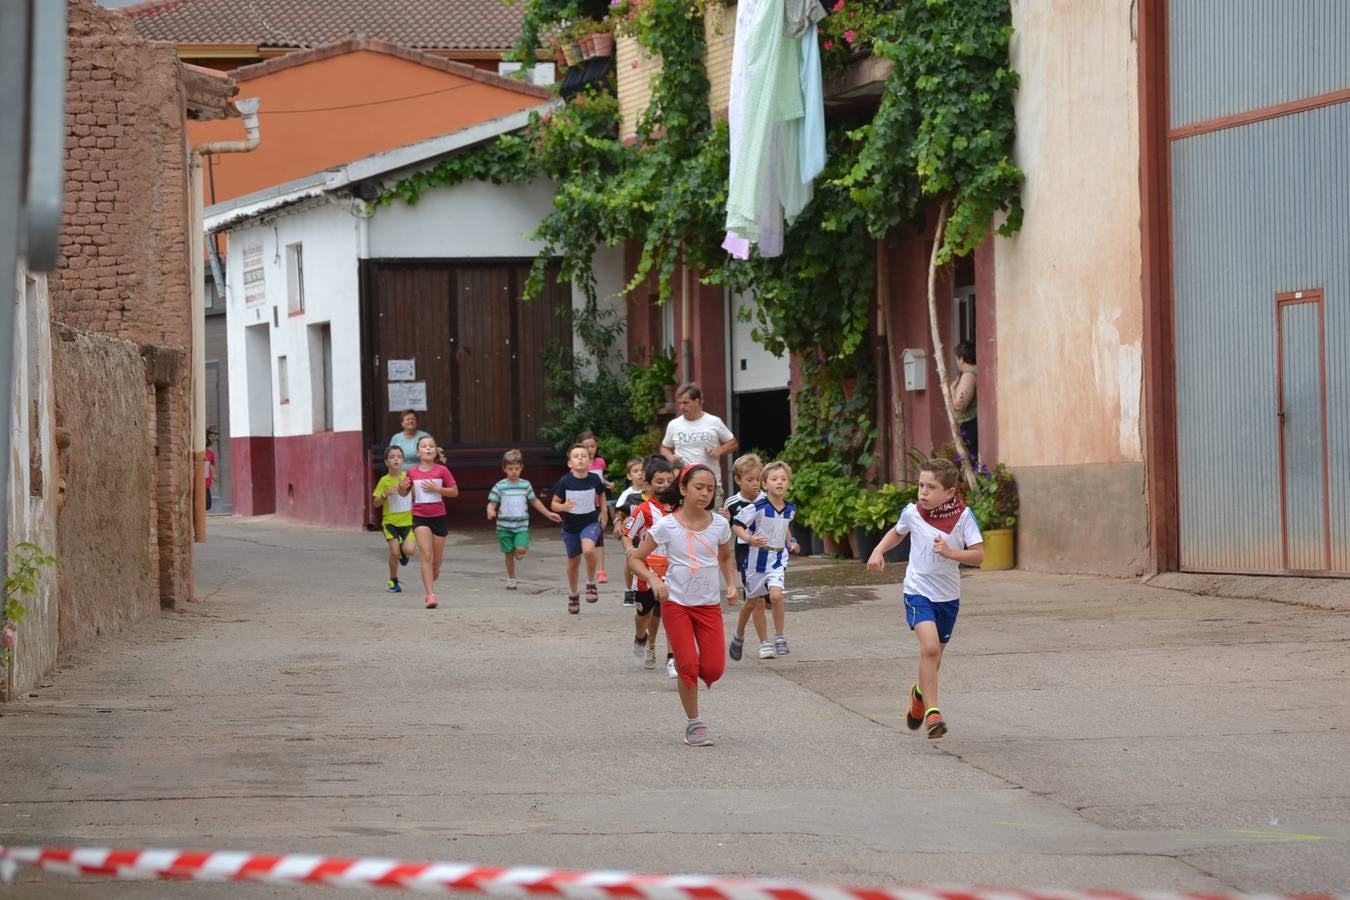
567, 594, 580, 615
585, 582, 599, 603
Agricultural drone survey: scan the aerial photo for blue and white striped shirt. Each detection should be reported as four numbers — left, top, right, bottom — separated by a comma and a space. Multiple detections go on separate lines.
735, 497, 797, 574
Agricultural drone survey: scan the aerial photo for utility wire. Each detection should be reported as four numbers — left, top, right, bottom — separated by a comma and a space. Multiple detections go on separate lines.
261, 81, 488, 114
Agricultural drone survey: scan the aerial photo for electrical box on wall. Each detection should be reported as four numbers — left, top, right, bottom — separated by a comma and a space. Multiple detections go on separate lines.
902, 348, 927, 391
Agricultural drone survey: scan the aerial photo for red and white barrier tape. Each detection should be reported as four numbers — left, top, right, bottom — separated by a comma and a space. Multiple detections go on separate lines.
0, 845, 1340, 899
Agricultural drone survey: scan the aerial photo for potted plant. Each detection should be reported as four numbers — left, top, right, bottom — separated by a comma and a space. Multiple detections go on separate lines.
967, 463, 1019, 570
590, 22, 615, 58
810, 474, 861, 558
852, 482, 915, 563
788, 460, 844, 556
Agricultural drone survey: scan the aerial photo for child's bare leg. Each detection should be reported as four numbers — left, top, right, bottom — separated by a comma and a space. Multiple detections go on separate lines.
677, 678, 699, 719
647, 613, 660, 642
582, 540, 598, 583
402, 538, 417, 560
734, 597, 757, 638
504, 553, 516, 578
769, 586, 786, 635
566, 556, 580, 594
415, 528, 436, 594
596, 544, 606, 574
635, 611, 651, 640
431, 535, 446, 583
915, 621, 944, 710
387, 541, 400, 579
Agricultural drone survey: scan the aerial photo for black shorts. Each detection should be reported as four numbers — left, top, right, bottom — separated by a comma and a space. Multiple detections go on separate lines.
634, 589, 660, 617
412, 514, 449, 537
734, 543, 749, 587
382, 522, 413, 543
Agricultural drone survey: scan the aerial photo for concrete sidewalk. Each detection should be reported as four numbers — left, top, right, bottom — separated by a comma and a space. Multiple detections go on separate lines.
1, 517, 1347, 897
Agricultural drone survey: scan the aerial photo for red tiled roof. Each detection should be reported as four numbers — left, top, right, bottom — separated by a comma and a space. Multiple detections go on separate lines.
121, 0, 527, 51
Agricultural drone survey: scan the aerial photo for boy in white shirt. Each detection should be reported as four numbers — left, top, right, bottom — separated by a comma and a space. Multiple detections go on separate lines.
866, 458, 983, 739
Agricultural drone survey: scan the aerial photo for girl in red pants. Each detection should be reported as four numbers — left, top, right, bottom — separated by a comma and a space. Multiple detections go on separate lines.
630, 463, 739, 746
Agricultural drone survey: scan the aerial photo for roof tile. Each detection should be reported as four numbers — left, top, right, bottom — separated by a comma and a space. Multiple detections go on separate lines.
123, 0, 527, 52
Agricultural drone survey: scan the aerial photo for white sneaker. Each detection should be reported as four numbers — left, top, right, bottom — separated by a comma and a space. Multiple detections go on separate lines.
632, 639, 646, 666
665, 658, 678, 678
758, 641, 775, 659
506, 579, 518, 590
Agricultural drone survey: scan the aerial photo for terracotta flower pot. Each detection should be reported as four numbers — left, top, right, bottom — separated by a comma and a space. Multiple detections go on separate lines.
821, 533, 853, 559
591, 32, 615, 57
579, 33, 596, 58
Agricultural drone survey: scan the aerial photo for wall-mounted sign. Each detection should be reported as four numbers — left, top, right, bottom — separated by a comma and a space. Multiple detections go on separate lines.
388, 381, 427, 411
242, 242, 265, 305
387, 359, 415, 381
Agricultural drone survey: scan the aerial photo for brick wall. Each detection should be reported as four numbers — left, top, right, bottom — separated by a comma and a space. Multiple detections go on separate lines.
616, 4, 737, 142
48, 0, 195, 611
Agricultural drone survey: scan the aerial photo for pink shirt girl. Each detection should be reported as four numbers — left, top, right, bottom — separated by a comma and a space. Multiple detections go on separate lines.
408, 464, 456, 518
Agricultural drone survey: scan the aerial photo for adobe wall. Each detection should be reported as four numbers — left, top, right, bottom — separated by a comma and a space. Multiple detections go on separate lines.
50, 0, 194, 607
51, 324, 159, 660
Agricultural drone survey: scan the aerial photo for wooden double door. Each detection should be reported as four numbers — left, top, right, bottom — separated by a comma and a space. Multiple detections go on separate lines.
363, 260, 572, 453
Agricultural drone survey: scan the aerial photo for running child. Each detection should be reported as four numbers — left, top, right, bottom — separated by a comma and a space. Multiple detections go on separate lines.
487, 449, 562, 590
613, 457, 648, 607
629, 463, 739, 746
866, 457, 983, 739
408, 436, 458, 609
722, 454, 771, 657
621, 455, 674, 669
551, 443, 609, 614
373, 446, 417, 593
731, 459, 800, 660
578, 432, 613, 584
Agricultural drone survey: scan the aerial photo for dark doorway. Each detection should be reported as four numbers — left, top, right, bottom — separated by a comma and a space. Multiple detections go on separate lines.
733, 389, 791, 460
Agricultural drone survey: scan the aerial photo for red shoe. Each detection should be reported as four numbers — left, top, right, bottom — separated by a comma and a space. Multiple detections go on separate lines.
906, 683, 924, 731
596, 569, 608, 584
425, 594, 438, 609
924, 709, 947, 740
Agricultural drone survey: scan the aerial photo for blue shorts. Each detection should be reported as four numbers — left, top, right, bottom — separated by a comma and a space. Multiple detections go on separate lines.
561, 521, 603, 559
904, 593, 959, 644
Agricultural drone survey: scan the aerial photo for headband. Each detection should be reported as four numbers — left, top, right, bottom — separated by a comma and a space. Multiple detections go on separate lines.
680, 463, 709, 482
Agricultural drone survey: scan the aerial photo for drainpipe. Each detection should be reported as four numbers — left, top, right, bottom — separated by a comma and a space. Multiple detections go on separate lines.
189, 97, 260, 543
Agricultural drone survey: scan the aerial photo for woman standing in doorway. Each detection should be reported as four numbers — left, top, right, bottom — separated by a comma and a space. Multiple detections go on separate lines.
389, 410, 430, 472
951, 342, 978, 461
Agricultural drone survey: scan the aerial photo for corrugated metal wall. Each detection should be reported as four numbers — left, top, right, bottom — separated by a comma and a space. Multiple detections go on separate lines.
1170, 0, 1350, 129
1171, 102, 1350, 574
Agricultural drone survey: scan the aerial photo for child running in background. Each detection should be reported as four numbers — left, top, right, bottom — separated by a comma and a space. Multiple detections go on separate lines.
373, 446, 416, 593
622, 455, 675, 669
629, 463, 738, 746
551, 443, 608, 614
578, 432, 613, 584
731, 460, 800, 659
722, 454, 767, 656
613, 457, 648, 607
407, 436, 458, 609
487, 449, 562, 590
866, 457, 983, 739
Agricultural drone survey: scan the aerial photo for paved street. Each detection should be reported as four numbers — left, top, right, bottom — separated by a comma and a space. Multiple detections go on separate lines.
2, 517, 1348, 897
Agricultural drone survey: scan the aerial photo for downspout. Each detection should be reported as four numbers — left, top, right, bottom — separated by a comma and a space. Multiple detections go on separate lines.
190, 96, 260, 543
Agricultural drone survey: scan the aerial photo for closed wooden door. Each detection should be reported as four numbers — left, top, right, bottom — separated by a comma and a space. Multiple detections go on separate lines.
372, 266, 453, 447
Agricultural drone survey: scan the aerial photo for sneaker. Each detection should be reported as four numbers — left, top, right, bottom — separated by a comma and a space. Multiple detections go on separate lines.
623, 590, 636, 607
597, 569, 608, 584
632, 638, 647, 666
425, 594, 438, 609
398, 554, 410, 567
774, 635, 790, 656
506, 579, 518, 591
386, 579, 401, 593
644, 641, 657, 669
906, 683, 924, 731
567, 594, 580, 615
924, 709, 947, 740
585, 582, 599, 603
684, 719, 714, 747
665, 657, 677, 679
728, 634, 744, 661
758, 641, 775, 659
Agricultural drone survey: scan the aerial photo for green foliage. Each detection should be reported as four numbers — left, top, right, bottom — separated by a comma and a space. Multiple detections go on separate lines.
966, 462, 1019, 530
626, 347, 677, 424
854, 481, 917, 533
787, 460, 861, 539
1, 542, 56, 669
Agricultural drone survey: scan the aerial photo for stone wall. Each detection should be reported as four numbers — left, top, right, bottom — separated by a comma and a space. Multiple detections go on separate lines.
51, 324, 158, 659
49, 0, 194, 608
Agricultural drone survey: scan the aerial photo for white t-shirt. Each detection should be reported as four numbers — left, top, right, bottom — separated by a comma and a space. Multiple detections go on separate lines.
893, 503, 984, 603
662, 413, 734, 483
647, 512, 732, 607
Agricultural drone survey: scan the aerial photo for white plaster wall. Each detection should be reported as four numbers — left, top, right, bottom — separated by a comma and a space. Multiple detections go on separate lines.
995, 2, 1144, 466
224, 200, 364, 438
5, 263, 58, 699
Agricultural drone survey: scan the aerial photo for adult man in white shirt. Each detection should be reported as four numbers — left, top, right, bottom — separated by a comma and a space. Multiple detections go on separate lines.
660, 382, 738, 502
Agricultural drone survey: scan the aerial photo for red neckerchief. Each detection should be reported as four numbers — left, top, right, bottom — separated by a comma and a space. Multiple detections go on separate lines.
917, 495, 966, 534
